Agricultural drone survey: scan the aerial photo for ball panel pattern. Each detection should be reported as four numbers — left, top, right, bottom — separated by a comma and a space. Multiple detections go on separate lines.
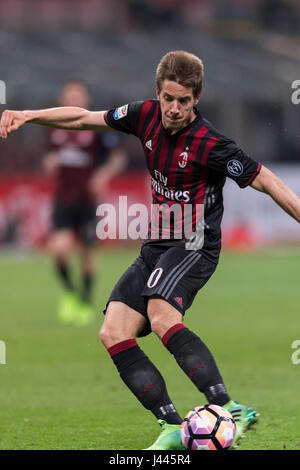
181, 404, 236, 450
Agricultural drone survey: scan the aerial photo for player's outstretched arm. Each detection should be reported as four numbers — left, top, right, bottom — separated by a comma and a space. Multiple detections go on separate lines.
0, 107, 108, 139
250, 165, 300, 223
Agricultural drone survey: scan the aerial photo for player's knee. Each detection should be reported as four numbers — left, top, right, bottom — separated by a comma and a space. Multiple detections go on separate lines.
99, 323, 122, 348
99, 325, 112, 347
149, 315, 171, 338
147, 304, 166, 337
47, 241, 64, 257
148, 297, 183, 339
47, 232, 75, 257
149, 317, 162, 337
100, 301, 146, 348
99, 306, 128, 348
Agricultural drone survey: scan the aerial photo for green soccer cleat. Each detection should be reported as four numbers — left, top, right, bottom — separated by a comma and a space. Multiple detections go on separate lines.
144, 420, 186, 450
57, 291, 81, 325
223, 400, 259, 448
73, 301, 95, 327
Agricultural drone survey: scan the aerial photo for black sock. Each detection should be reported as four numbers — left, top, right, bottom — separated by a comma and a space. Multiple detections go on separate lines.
108, 339, 182, 424
163, 324, 230, 406
82, 271, 94, 303
55, 260, 74, 292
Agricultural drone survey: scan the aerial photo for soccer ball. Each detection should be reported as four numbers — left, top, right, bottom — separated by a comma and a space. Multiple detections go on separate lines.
181, 404, 236, 450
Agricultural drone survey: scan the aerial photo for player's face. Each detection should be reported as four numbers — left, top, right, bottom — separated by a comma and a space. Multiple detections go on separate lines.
157, 80, 200, 134
59, 83, 91, 108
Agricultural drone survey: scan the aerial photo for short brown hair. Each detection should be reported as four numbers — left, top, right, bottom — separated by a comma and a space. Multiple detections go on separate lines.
156, 51, 204, 98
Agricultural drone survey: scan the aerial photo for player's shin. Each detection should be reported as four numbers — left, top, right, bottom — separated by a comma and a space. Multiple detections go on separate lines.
81, 271, 94, 303
162, 324, 231, 406
55, 259, 74, 291
107, 339, 182, 424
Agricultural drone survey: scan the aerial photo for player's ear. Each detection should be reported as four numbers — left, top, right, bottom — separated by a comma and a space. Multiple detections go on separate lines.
194, 92, 201, 105
156, 87, 161, 100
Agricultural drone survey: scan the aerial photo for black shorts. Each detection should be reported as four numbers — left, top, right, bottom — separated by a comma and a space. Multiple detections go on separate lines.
104, 243, 217, 335
52, 201, 97, 245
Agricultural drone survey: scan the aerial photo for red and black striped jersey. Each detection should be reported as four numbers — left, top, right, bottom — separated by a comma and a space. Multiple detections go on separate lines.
48, 128, 120, 204
104, 100, 261, 264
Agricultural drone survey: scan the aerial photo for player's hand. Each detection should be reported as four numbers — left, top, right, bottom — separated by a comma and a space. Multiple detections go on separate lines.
0, 110, 27, 139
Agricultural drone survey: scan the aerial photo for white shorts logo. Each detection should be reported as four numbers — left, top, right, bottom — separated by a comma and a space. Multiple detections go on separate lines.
227, 159, 244, 177
113, 105, 128, 120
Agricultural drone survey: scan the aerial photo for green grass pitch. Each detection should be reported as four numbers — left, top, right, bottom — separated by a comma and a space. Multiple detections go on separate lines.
0, 246, 299, 450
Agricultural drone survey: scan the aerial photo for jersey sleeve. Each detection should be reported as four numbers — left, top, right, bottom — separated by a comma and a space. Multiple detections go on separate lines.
206, 138, 261, 188
104, 101, 144, 136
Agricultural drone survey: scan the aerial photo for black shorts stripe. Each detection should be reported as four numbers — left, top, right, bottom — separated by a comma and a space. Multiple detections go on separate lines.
157, 251, 199, 297
163, 253, 202, 299
162, 254, 201, 299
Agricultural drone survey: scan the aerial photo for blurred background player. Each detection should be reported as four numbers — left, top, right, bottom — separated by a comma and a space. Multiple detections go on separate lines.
43, 80, 126, 326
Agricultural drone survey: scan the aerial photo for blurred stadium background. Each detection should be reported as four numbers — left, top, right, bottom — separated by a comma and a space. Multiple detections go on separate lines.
0, 0, 300, 249
0, 0, 300, 451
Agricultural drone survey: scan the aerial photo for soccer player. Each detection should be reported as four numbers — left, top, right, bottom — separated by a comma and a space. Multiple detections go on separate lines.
43, 80, 126, 326
1, 51, 300, 449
